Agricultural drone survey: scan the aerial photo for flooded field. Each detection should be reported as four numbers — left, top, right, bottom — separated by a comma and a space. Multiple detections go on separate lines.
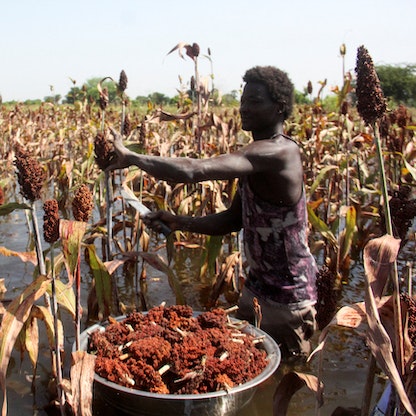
2, 203, 411, 415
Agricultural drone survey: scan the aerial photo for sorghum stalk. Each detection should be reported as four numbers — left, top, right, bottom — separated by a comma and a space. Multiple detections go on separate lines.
50, 244, 65, 415
355, 44, 405, 396
94, 129, 115, 261
43, 199, 63, 413
118, 70, 128, 134
105, 171, 113, 261
72, 185, 93, 350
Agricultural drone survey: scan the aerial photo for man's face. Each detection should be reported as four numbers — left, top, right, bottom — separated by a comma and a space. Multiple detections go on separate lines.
239, 82, 280, 133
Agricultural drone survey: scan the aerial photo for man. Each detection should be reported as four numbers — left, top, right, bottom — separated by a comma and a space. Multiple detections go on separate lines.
107, 66, 318, 360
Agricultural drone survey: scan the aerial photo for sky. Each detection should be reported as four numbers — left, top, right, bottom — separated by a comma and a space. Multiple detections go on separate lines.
1, 0, 415, 102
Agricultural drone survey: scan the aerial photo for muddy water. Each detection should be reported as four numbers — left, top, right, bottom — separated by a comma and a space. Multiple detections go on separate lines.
1, 203, 412, 415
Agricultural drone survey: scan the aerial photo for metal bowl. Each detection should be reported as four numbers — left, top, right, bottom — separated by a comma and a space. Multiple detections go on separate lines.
79, 314, 280, 416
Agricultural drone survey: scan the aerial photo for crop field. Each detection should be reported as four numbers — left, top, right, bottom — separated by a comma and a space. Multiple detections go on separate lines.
0, 47, 416, 415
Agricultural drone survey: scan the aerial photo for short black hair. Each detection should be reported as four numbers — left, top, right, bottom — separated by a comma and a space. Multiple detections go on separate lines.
243, 66, 294, 119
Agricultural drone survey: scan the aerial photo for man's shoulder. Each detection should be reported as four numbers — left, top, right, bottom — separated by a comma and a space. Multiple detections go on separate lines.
242, 136, 299, 159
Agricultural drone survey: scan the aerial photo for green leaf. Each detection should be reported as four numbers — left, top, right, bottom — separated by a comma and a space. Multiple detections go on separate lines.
0, 202, 31, 216
307, 204, 338, 247
200, 235, 223, 277
339, 206, 356, 264
85, 244, 112, 319
59, 219, 87, 286
47, 279, 76, 319
309, 165, 338, 196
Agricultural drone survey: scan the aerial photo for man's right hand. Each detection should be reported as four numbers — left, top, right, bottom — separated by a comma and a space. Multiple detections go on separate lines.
105, 127, 134, 172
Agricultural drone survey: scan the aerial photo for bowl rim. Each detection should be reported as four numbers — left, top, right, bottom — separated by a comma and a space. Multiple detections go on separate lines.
79, 312, 281, 400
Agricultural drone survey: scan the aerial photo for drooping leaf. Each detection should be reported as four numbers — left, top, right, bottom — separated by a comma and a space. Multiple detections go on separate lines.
31, 304, 64, 353
46, 279, 76, 319
364, 234, 401, 301
309, 301, 368, 360
363, 235, 415, 415
309, 165, 338, 196
20, 314, 39, 369
339, 205, 356, 264
139, 251, 185, 305
0, 246, 37, 265
210, 251, 240, 306
0, 202, 31, 216
69, 351, 96, 416
307, 204, 338, 246
166, 42, 191, 60
59, 219, 87, 287
85, 244, 113, 320
0, 275, 50, 416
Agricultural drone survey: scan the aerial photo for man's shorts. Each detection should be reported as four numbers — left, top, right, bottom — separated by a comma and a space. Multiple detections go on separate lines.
235, 286, 317, 360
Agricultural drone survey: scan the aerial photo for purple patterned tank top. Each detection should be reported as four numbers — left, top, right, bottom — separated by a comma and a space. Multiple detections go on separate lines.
239, 177, 317, 306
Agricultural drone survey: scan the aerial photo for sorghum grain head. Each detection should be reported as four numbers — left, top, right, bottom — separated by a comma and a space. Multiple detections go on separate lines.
99, 87, 109, 111
14, 145, 46, 202
307, 80, 313, 95
123, 114, 131, 137
0, 186, 4, 205
72, 184, 93, 222
118, 70, 128, 93
355, 45, 387, 125
94, 131, 115, 170
185, 43, 200, 60
43, 199, 60, 243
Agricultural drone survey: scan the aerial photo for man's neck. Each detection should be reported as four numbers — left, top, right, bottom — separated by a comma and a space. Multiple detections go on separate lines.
252, 123, 284, 141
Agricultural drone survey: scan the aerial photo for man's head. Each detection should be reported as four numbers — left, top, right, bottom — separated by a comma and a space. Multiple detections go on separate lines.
242, 66, 294, 120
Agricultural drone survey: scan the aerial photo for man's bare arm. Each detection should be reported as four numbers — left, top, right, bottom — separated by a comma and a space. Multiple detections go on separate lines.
107, 129, 262, 183
144, 191, 243, 236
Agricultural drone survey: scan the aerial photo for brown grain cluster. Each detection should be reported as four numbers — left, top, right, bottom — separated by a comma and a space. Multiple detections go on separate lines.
99, 87, 109, 111
355, 45, 387, 125
185, 43, 200, 60
90, 305, 268, 395
94, 131, 115, 170
118, 70, 128, 93
43, 199, 60, 243
0, 186, 4, 205
379, 185, 416, 245
72, 184, 93, 222
14, 145, 46, 202
316, 264, 340, 330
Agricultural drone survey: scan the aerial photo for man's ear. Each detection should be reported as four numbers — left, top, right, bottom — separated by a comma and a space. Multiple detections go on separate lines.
275, 101, 284, 115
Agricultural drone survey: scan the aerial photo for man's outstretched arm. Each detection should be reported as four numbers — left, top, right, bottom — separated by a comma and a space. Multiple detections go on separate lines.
144, 191, 243, 236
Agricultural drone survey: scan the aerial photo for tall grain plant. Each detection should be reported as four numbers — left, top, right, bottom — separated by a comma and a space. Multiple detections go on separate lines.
1, 147, 53, 416
355, 45, 405, 411
71, 184, 93, 349
43, 199, 65, 416
14, 146, 47, 275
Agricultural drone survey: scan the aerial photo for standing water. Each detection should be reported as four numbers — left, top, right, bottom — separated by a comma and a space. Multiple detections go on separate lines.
1, 200, 414, 415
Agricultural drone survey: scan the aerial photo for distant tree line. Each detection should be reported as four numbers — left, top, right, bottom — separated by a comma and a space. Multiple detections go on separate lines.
376, 64, 416, 107
3, 64, 416, 108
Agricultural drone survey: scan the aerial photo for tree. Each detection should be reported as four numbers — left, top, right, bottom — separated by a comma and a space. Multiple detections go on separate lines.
147, 92, 171, 106
63, 77, 120, 105
376, 64, 416, 106
294, 89, 312, 105
63, 86, 86, 104
44, 94, 61, 104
